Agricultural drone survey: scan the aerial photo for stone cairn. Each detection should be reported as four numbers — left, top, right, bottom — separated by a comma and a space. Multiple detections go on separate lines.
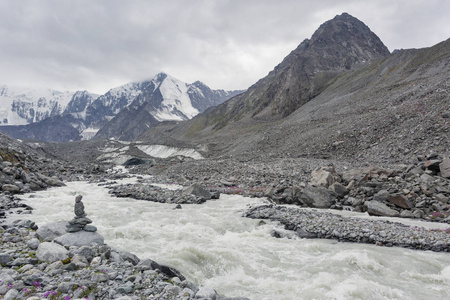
66, 195, 98, 233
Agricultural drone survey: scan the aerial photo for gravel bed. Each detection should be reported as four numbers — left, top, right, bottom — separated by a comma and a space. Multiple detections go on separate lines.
244, 204, 450, 252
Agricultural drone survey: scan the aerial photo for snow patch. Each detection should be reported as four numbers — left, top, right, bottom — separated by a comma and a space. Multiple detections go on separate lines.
97, 146, 131, 164
136, 144, 203, 160
80, 127, 99, 140
153, 75, 199, 121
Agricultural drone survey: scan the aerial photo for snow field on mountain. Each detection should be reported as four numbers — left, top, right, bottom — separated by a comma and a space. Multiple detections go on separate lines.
0, 85, 74, 125
155, 75, 199, 121
136, 144, 203, 160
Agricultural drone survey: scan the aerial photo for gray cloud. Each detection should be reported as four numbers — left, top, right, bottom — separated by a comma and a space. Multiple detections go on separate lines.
0, 0, 448, 94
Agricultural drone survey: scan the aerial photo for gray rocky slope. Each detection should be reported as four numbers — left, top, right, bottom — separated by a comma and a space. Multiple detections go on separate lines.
135, 14, 449, 166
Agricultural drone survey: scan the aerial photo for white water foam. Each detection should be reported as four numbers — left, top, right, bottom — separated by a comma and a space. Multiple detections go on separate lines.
12, 181, 450, 300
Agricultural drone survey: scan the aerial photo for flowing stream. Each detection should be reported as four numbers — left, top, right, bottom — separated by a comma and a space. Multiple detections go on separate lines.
11, 179, 450, 300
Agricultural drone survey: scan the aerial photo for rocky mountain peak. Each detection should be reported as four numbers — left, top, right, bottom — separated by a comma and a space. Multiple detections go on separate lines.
216, 13, 391, 120
308, 12, 390, 66
154, 72, 169, 83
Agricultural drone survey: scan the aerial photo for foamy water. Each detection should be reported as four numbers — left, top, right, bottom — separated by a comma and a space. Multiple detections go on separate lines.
11, 180, 450, 300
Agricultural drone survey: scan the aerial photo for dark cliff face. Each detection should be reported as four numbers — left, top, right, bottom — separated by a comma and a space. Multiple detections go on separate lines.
0, 115, 83, 142
188, 13, 390, 132
63, 91, 95, 115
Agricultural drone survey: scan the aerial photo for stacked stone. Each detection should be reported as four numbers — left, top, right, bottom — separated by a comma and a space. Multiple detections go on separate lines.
66, 195, 97, 233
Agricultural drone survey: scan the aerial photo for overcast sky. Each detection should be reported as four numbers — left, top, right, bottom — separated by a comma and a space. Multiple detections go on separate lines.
0, 0, 449, 94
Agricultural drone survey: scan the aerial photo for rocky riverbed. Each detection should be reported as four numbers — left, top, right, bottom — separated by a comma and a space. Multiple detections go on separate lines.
114, 153, 450, 224
0, 218, 248, 300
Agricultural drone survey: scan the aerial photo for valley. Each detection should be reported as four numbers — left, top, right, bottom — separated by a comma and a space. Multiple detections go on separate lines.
0, 11, 449, 300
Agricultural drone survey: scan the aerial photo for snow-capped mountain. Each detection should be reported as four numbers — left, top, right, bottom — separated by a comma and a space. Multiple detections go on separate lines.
0, 73, 244, 142
93, 73, 244, 140
0, 85, 75, 125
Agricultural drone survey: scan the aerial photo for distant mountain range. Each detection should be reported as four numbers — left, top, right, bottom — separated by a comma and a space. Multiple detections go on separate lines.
0, 85, 79, 125
0, 73, 243, 142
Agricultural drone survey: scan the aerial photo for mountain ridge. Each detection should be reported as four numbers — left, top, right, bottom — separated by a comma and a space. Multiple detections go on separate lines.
0, 73, 244, 142
134, 14, 448, 164
175, 13, 390, 136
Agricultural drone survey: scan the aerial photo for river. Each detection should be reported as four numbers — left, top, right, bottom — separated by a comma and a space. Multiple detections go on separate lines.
12, 179, 450, 300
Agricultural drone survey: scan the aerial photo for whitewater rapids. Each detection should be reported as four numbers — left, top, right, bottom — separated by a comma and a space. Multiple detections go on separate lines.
13, 180, 450, 300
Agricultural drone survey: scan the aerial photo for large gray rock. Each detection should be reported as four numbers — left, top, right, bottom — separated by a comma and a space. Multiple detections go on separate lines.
1, 184, 20, 193
310, 166, 336, 188
300, 186, 337, 208
36, 173, 65, 187
0, 253, 11, 265
120, 251, 140, 266
4, 289, 19, 300
387, 194, 413, 209
366, 201, 399, 217
36, 221, 69, 241
72, 245, 95, 262
400, 210, 415, 218
27, 238, 40, 250
54, 231, 104, 247
440, 158, 450, 178
329, 182, 348, 198
36, 242, 69, 262
183, 184, 211, 200
342, 166, 377, 183
373, 190, 389, 202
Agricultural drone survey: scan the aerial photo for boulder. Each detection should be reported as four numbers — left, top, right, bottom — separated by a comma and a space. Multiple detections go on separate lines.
310, 166, 336, 188
341, 166, 377, 183
366, 201, 399, 217
119, 251, 140, 266
399, 210, 415, 218
0, 253, 11, 265
36, 221, 69, 241
1, 184, 20, 193
440, 158, 450, 178
54, 231, 104, 247
328, 182, 348, 198
13, 219, 36, 229
183, 184, 211, 200
4, 289, 19, 300
72, 245, 95, 262
71, 254, 89, 268
27, 238, 40, 250
420, 174, 435, 183
300, 186, 337, 208
36, 242, 69, 263
373, 190, 390, 202
387, 194, 413, 209
35, 173, 65, 187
